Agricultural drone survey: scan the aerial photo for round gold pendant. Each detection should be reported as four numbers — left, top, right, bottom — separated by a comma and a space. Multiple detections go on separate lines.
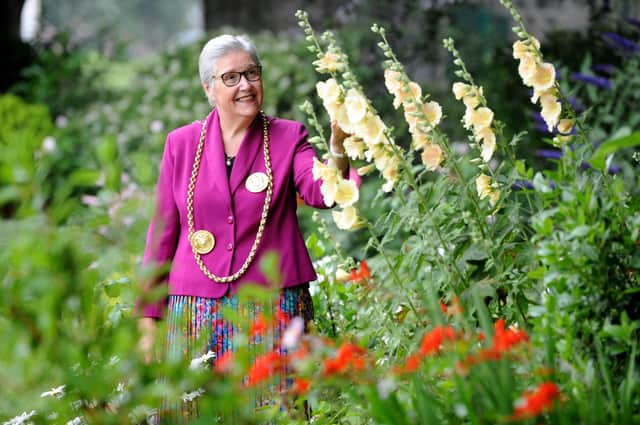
190, 230, 215, 254
245, 172, 269, 193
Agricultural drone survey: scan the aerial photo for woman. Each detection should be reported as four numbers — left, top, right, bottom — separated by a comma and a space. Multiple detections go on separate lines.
136, 34, 349, 419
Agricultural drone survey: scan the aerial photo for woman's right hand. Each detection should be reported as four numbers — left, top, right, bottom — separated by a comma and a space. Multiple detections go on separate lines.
138, 317, 157, 364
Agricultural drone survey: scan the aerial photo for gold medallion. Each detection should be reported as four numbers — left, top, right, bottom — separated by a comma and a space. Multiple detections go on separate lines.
190, 230, 215, 254
245, 172, 269, 193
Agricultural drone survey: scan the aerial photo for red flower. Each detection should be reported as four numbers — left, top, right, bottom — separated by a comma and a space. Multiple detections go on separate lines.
247, 351, 282, 386
250, 313, 269, 338
419, 325, 456, 356
492, 319, 529, 352
214, 351, 234, 373
323, 342, 367, 375
511, 382, 561, 420
350, 260, 371, 282
293, 378, 311, 394
395, 353, 423, 374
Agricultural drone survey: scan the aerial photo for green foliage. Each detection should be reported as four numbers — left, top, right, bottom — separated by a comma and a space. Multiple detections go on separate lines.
0, 95, 53, 218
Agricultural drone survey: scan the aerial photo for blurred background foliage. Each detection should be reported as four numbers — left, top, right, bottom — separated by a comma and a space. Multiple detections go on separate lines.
1, 0, 639, 422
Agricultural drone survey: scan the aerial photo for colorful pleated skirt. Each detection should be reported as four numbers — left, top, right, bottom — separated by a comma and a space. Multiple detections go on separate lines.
159, 284, 314, 422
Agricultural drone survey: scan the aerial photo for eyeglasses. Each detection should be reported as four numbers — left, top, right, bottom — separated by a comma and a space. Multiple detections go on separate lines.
214, 65, 262, 87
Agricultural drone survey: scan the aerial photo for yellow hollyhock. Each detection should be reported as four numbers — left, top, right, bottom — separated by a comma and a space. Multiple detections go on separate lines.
334, 178, 359, 207
312, 157, 339, 182
332, 206, 359, 230
320, 179, 338, 207
335, 103, 356, 135
343, 136, 366, 160
421, 143, 444, 171
422, 101, 443, 127
530, 62, 556, 92
475, 173, 492, 199
412, 130, 432, 151
384, 69, 403, 97
356, 164, 375, 176
468, 107, 494, 131
345, 89, 368, 124
540, 94, 561, 131
356, 113, 386, 147
313, 52, 342, 73
557, 118, 574, 135
453, 82, 471, 100
518, 56, 537, 85
477, 127, 497, 163
475, 173, 499, 206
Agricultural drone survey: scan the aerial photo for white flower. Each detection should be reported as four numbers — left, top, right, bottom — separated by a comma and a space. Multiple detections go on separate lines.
55, 115, 68, 128
3, 411, 36, 425
149, 120, 164, 134
377, 377, 397, 400
181, 388, 205, 402
282, 316, 305, 349
41, 385, 65, 399
189, 350, 216, 369
66, 417, 85, 425
42, 136, 57, 153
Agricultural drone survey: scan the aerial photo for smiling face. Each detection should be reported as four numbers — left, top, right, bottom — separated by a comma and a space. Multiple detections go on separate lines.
202, 50, 263, 123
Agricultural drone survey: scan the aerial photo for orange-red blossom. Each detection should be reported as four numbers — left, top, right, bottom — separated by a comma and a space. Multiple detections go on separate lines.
458, 319, 529, 372
247, 351, 283, 387
323, 342, 368, 375
396, 325, 457, 373
510, 381, 561, 420
350, 260, 371, 282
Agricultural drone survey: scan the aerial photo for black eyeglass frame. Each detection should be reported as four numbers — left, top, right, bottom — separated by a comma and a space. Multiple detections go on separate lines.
213, 65, 263, 87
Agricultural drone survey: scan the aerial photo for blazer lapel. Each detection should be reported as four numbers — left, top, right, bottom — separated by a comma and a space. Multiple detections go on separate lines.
229, 115, 263, 195
200, 109, 232, 208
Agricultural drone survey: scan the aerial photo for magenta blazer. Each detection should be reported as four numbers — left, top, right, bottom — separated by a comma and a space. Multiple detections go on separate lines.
139, 109, 330, 318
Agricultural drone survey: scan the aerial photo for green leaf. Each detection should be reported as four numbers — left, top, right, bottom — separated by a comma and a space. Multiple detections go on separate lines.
589, 131, 640, 171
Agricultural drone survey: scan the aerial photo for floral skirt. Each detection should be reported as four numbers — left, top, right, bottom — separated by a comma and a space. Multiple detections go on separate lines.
159, 284, 314, 422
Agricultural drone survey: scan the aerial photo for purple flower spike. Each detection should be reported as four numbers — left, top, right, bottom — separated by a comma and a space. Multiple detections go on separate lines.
570, 72, 613, 90
512, 180, 534, 191
591, 63, 617, 75
608, 164, 622, 174
536, 149, 563, 160
601, 32, 640, 53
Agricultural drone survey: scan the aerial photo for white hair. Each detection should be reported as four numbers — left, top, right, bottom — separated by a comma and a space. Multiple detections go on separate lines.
198, 34, 261, 85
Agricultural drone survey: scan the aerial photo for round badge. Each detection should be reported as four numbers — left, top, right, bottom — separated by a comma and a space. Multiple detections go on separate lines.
190, 230, 215, 254
245, 172, 269, 193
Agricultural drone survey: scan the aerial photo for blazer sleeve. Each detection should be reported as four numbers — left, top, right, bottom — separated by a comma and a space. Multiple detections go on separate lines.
137, 134, 180, 319
291, 124, 333, 209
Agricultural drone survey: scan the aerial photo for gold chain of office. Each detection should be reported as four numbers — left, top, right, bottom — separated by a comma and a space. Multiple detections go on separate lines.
186, 112, 273, 283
